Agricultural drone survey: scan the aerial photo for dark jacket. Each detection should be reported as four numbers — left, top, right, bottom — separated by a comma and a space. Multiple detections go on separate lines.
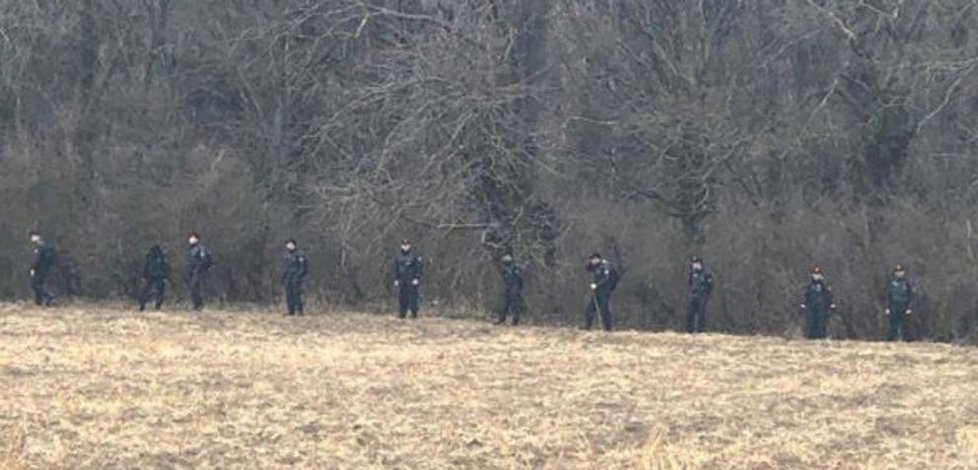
393, 251, 424, 283
283, 250, 308, 283
885, 277, 913, 305
187, 244, 211, 277
501, 263, 524, 296
590, 260, 620, 293
144, 246, 170, 280
32, 242, 56, 277
803, 280, 834, 312
688, 269, 714, 300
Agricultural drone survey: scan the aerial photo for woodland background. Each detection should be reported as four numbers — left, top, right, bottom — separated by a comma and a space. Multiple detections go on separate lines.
3, 0, 978, 341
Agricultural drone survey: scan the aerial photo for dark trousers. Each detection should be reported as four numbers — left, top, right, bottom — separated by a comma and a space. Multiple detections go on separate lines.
187, 272, 205, 310
585, 290, 613, 331
398, 284, 419, 318
804, 309, 829, 339
498, 292, 525, 325
686, 296, 708, 333
30, 273, 55, 306
285, 279, 304, 315
886, 302, 910, 341
139, 278, 166, 311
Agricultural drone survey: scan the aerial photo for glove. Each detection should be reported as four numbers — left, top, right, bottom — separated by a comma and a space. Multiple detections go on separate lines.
799, 304, 806, 309
885, 308, 890, 315
411, 279, 419, 286
905, 309, 912, 315
394, 280, 400, 287
29, 269, 34, 277
830, 304, 837, 310
590, 283, 597, 290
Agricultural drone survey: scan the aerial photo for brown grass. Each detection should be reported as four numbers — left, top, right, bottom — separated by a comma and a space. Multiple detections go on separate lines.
0, 302, 976, 469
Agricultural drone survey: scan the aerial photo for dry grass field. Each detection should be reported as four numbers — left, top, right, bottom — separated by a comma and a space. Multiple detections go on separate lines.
0, 303, 977, 469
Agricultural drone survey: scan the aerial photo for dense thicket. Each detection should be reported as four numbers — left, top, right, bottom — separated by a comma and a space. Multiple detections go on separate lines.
3, 0, 978, 342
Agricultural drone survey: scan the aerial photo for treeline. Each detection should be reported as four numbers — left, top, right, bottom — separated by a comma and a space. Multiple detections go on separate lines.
2, 0, 978, 342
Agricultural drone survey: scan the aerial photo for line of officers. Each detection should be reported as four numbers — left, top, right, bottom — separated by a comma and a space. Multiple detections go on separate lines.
27, 232, 915, 341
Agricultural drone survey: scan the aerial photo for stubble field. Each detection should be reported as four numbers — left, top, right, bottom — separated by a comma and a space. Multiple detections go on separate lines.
1, 303, 977, 469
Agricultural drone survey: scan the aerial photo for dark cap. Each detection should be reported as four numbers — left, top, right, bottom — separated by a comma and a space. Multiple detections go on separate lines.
589, 252, 602, 259
812, 266, 823, 274
690, 256, 702, 263
401, 239, 411, 245
894, 264, 906, 272
285, 238, 297, 245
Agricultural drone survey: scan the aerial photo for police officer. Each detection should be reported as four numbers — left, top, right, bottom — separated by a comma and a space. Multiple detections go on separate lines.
686, 256, 714, 333
29, 231, 56, 306
392, 239, 423, 319
800, 266, 836, 339
585, 252, 619, 331
138, 245, 170, 311
282, 239, 309, 316
884, 264, 913, 341
186, 233, 212, 311
496, 253, 525, 326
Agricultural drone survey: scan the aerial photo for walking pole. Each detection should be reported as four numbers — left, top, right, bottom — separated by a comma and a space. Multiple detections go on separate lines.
590, 284, 602, 331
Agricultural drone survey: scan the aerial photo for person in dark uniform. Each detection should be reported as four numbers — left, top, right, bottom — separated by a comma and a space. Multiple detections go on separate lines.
392, 239, 423, 319
495, 253, 525, 326
584, 252, 619, 331
685, 256, 714, 333
186, 233, 212, 311
138, 245, 170, 311
282, 239, 309, 316
800, 266, 836, 339
29, 231, 56, 306
884, 264, 913, 341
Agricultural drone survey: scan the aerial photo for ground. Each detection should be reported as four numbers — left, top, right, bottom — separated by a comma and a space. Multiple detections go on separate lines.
0, 303, 977, 469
